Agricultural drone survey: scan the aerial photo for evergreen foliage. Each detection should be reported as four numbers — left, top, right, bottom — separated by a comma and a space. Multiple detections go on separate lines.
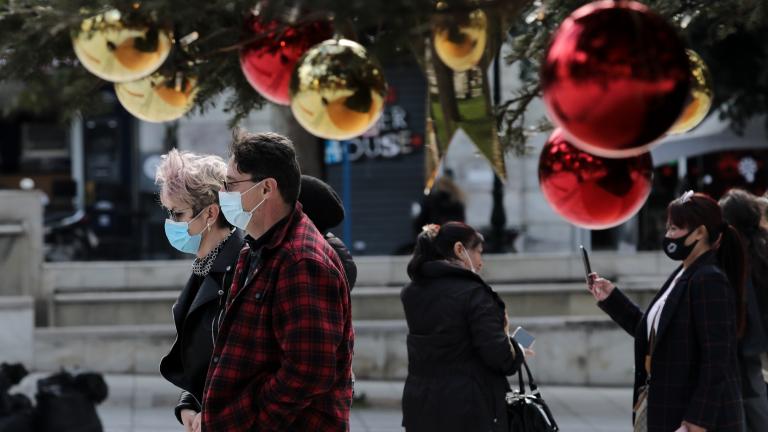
1, 0, 766, 153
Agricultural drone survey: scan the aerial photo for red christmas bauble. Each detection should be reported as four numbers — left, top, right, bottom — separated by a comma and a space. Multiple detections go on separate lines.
240, 18, 332, 105
538, 128, 653, 230
540, 1, 690, 158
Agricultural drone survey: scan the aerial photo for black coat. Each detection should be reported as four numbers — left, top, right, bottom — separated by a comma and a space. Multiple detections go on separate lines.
599, 251, 744, 432
326, 232, 357, 290
401, 261, 523, 432
159, 229, 245, 423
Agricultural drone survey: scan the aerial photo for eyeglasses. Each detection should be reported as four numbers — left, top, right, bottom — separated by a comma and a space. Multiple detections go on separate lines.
223, 177, 265, 192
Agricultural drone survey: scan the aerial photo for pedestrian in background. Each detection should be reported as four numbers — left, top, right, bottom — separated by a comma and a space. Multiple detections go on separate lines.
401, 222, 525, 432
298, 174, 357, 290
720, 189, 768, 430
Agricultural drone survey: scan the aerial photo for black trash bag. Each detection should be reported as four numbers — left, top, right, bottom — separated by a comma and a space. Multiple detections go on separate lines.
34, 370, 108, 432
0, 365, 27, 389
0, 363, 34, 432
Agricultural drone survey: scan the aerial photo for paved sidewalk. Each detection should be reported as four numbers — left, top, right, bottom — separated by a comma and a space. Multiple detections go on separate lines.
13, 374, 633, 431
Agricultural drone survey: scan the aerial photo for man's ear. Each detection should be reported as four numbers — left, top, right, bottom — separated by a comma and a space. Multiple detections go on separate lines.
263, 178, 277, 196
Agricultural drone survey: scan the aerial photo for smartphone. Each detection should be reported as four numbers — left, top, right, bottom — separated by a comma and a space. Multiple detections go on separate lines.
580, 244, 592, 282
512, 326, 535, 349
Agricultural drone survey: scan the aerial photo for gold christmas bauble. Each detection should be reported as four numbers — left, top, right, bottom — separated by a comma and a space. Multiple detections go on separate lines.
73, 10, 172, 83
115, 74, 197, 123
432, 8, 487, 72
290, 39, 387, 140
668, 50, 714, 135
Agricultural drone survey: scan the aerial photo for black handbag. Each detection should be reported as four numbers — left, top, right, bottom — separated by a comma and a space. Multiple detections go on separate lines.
506, 357, 559, 432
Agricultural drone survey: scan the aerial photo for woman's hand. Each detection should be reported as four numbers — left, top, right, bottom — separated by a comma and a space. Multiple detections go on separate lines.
181, 409, 201, 432
586, 272, 615, 302
191, 412, 202, 432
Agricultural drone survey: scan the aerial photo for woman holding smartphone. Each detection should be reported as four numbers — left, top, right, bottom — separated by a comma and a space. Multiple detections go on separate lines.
588, 192, 745, 432
400, 222, 526, 432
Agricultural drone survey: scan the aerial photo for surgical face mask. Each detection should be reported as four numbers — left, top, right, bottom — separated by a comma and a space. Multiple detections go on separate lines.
462, 247, 477, 273
218, 181, 267, 231
164, 209, 207, 254
662, 229, 698, 261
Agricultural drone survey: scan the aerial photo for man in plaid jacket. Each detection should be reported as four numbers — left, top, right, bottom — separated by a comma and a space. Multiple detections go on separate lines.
202, 130, 354, 431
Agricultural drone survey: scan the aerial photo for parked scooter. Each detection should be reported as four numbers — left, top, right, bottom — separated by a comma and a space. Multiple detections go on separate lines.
18, 177, 98, 262
43, 209, 99, 262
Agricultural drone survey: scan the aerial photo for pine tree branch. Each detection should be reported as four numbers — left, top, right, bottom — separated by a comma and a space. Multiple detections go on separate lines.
0, 0, 765, 154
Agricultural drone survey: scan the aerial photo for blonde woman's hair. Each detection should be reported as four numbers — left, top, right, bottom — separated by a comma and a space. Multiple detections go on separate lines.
155, 149, 227, 219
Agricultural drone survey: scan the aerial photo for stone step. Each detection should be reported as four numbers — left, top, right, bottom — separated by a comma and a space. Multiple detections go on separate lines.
51, 290, 178, 326
34, 317, 635, 386
43, 251, 677, 291
50, 280, 662, 326
352, 282, 660, 320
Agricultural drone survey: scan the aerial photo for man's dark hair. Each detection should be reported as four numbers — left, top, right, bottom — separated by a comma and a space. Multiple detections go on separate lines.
229, 130, 301, 205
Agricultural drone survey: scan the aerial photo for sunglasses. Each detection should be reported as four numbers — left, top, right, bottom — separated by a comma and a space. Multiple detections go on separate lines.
166, 207, 192, 222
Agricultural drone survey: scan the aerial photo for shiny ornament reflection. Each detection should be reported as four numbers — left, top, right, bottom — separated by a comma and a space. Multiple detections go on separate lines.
290, 39, 387, 140
115, 74, 197, 123
73, 10, 172, 83
240, 18, 333, 105
540, 0, 689, 158
432, 8, 487, 72
538, 129, 653, 230
667, 50, 714, 135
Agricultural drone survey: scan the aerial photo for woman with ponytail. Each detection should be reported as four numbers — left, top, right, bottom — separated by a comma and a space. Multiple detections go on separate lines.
401, 222, 525, 432
588, 191, 745, 432
720, 189, 768, 430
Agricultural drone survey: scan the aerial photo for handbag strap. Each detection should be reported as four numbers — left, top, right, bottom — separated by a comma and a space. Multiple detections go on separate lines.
511, 356, 561, 431
515, 355, 540, 396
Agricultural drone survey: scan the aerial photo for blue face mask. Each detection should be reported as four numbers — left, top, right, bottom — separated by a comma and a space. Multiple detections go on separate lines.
218, 181, 267, 231
164, 209, 207, 254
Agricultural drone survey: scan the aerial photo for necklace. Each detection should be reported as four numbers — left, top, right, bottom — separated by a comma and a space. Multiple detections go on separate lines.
192, 229, 234, 276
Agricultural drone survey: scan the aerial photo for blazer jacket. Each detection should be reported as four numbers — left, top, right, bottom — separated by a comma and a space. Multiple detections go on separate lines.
599, 251, 744, 432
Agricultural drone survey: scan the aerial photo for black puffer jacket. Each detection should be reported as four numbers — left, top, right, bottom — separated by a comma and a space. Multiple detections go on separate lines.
298, 175, 357, 290
159, 229, 245, 423
401, 261, 524, 432
326, 232, 357, 290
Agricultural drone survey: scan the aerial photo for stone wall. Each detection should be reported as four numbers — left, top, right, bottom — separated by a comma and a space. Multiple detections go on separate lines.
0, 191, 43, 298
0, 296, 34, 365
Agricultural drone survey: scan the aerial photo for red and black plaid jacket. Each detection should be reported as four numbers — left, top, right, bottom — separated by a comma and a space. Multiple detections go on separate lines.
201, 203, 354, 431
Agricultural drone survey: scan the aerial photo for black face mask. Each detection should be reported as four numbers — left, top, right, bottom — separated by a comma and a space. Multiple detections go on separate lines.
662, 229, 698, 261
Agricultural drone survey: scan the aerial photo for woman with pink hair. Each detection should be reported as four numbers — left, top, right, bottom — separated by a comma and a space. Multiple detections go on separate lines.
155, 149, 245, 432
